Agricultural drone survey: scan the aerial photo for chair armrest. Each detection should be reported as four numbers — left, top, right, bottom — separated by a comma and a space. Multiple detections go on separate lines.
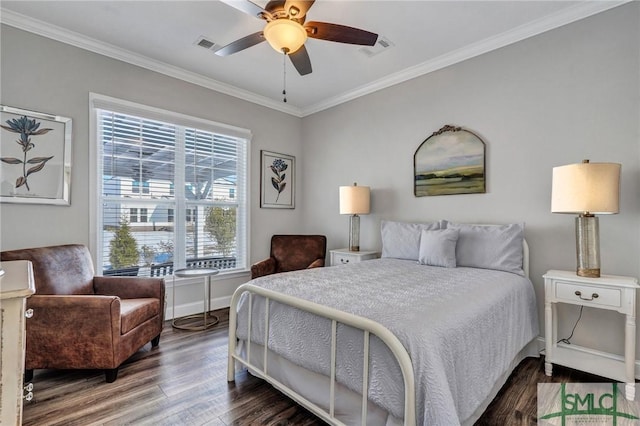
93, 276, 165, 300
307, 258, 325, 269
251, 257, 276, 279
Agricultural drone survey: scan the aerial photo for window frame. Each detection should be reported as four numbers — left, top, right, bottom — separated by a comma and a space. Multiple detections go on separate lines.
89, 93, 252, 277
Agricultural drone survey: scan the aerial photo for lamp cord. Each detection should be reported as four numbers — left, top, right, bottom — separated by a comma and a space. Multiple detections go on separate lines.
557, 305, 584, 344
282, 50, 287, 103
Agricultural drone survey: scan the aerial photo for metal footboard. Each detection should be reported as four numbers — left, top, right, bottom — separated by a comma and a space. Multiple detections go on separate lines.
227, 283, 416, 426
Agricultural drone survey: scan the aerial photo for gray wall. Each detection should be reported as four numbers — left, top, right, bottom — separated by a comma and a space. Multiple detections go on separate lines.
1, 4, 639, 355
300, 4, 640, 354
0, 25, 306, 310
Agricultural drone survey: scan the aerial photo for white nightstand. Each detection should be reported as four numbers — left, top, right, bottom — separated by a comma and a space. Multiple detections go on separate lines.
329, 249, 379, 266
544, 269, 639, 400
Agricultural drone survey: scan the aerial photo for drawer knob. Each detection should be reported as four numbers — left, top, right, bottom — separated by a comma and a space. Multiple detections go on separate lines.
24, 382, 34, 401
25, 308, 34, 319
575, 290, 599, 301
341, 259, 349, 264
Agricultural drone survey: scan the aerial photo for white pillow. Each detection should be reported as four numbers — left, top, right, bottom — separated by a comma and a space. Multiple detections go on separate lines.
418, 229, 459, 268
444, 222, 525, 275
381, 220, 440, 260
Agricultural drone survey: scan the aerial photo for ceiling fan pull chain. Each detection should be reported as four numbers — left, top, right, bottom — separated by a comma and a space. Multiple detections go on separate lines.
282, 50, 287, 103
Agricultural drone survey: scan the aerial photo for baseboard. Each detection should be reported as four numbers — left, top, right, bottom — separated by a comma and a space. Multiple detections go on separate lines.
165, 295, 231, 320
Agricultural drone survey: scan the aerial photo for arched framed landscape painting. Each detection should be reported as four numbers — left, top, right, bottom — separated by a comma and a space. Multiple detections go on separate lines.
414, 125, 486, 197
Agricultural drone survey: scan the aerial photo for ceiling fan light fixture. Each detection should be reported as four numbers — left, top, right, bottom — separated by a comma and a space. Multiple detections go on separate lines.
264, 19, 307, 54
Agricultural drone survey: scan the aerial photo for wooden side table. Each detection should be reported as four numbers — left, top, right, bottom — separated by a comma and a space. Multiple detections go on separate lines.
329, 248, 379, 266
172, 267, 219, 331
544, 269, 639, 400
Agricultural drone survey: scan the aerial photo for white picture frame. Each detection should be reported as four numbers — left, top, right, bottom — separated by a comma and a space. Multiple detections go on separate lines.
0, 105, 72, 205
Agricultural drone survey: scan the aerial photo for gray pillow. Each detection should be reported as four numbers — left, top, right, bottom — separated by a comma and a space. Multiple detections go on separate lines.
381, 220, 440, 260
444, 222, 525, 275
418, 228, 459, 268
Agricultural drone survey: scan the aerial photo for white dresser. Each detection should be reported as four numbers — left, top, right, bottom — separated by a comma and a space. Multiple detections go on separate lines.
0, 260, 35, 426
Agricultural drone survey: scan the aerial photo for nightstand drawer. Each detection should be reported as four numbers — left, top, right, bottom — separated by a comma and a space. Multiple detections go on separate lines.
556, 281, 621, 308
334, 253, 358, 265
329, 249, 379, 266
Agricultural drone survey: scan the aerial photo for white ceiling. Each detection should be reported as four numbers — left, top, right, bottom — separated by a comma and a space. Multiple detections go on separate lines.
0, 1, 628, 116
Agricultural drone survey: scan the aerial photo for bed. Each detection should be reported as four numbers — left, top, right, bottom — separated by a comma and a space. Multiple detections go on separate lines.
227, 221, 540, 425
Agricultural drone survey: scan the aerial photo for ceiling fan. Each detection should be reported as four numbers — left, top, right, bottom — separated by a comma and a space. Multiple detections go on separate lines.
215, 0, 378, 76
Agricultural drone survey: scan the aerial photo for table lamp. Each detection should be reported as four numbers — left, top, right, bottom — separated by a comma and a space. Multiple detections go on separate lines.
551, 159, 621, 277
339, 183, 370, 252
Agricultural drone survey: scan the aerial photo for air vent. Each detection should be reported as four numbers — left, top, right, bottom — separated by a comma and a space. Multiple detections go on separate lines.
359, 35, 394, 58
194, 36, 216, 51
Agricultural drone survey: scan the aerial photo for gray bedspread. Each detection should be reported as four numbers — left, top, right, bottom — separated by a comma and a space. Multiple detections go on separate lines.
235, 258, 538, 425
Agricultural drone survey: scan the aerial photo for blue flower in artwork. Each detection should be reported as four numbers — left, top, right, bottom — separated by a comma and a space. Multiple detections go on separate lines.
269, 158, 288, 202
0, 115, 54, 191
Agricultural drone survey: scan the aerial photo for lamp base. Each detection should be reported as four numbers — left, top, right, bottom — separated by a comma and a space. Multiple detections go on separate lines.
577, 267, 600, 278
575, 214, 600, 278
349, 214, 360, 252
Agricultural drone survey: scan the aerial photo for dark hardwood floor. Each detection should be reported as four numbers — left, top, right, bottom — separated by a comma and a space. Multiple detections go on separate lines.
23, 308, 608, 426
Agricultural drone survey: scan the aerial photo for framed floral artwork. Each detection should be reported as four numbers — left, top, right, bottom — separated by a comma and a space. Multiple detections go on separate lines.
260, 150, 295, 209
0, 105, 72, 205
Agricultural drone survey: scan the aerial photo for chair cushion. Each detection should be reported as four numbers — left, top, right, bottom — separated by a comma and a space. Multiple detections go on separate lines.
120, 298, 160, 335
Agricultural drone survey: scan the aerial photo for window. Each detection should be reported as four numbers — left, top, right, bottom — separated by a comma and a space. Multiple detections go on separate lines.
132, 180, 150, 194
91, 94, 250, 277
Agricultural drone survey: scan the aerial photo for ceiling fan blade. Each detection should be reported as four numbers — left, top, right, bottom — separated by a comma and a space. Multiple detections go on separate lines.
265, 0, 286, 13
219, 0, 267, 19
215, 32, 265, 56
305, 21, 378, 46
284, 0, 315, 19
288, 45, 312, 76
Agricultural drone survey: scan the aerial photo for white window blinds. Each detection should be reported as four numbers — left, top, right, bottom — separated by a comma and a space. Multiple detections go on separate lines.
91, 95, 249, 277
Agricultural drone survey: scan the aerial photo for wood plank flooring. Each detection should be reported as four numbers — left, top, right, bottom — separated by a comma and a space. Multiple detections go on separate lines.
22, 308, 609, 426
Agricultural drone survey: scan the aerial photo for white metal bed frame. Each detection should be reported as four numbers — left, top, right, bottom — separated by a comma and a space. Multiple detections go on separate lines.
227, 240, 529, 426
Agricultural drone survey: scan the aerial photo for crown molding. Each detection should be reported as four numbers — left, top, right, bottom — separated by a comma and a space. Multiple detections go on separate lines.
2, 1, 630, 119
299, 0, 631, 117
0, 8, 303, 117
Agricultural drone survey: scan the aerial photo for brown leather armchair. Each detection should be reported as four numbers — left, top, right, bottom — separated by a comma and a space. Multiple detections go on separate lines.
0, 244, 165, 383
251, 235, 327, 279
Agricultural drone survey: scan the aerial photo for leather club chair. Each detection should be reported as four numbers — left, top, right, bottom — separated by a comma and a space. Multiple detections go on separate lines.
1, 244, 165, 383
251, 235, 327, 279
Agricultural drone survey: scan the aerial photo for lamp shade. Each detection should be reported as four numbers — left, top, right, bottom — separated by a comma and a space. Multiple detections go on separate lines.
339, 184, 370, 215
263, 19, 308, 53
551, 161, 620, 214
